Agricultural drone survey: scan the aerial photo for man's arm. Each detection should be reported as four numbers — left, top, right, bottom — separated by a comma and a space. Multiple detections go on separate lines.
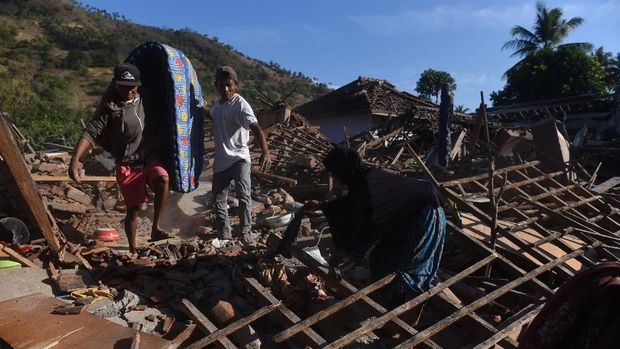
249, 122, 271, 171
70, 99, 109, 182
202, 99, 212, 120
69, 137, 93, 182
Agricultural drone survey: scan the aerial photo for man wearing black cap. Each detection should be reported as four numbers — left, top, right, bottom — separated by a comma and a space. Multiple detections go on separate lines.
69, 63, 172, 253
209, 66, 271, 243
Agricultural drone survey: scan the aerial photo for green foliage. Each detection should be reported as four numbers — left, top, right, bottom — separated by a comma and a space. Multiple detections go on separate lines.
502, 1, 591, 58
62, 49, 91, 69
415, 69, 456, 103
454, 105, 470, 113
0, 19, 18, 45
0, 77, 84, 147
610, 53, 620, 92
44, 19, 112, 51
491, 46, 607, 106
592, 47, 620, 90
32, 71, 70, 102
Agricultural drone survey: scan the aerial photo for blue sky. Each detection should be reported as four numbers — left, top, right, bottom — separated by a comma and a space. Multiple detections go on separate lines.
79, 0, 620, 109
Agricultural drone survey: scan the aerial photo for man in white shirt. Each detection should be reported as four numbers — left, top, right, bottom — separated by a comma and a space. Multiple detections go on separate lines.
209, 66, 271, 243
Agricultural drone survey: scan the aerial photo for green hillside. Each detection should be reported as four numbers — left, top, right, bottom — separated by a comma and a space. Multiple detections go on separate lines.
0, 0, 330, 148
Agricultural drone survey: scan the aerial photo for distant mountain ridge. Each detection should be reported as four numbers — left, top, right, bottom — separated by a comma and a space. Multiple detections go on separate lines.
0, 0, 330, 147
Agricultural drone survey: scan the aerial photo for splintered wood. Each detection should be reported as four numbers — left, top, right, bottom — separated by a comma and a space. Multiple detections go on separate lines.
178, 160, 620, 348
254, 123, 333, 188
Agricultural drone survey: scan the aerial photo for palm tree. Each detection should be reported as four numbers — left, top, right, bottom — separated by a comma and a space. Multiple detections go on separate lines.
593, 47, 613, 68
502, 1, 592, 58
454, 105, 470, 113
609, 53, 620, 91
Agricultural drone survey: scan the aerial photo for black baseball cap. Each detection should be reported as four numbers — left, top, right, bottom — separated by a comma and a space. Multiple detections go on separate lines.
113, 63, 141, 86
215, 66, 238, 82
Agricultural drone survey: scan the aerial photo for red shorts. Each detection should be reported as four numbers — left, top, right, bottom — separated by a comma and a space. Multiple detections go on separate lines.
116, 159, 168, 208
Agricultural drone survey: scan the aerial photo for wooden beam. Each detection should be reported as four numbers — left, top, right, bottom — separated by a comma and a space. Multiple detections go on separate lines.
393, 243, 598, 348
242, 277, 326, 347
450, 129, 467, 160
250, 169, 297, 185
389, 146, 405, 166
0, 245, 39, 268
430, 292, 519, 349
441, 161, 542, 187
447, 221, 555, 297
31, 175, 117, 182
323, 254, 497, 349
0, 116, 63, 254
130, 332, 140, 349
289, 244, 441, 349
365, 127, 404, 149
178, 299, 237, 349
165, 323, 197, 349
185, 303, 280, 349
472, 304, 543, 349
273, 273, 395, 343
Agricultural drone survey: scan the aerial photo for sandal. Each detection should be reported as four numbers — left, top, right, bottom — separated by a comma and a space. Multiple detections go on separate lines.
148, 230, 173, 242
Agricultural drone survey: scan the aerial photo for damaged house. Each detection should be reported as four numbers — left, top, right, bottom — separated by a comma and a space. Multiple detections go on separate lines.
1, 79, 620, 348
295, 77, 439, 143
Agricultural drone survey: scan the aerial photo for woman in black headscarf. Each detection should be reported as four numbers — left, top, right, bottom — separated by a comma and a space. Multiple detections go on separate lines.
309, 147, 446, 307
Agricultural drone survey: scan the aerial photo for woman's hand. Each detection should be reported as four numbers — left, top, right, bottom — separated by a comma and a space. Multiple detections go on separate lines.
69, 160, 85, 183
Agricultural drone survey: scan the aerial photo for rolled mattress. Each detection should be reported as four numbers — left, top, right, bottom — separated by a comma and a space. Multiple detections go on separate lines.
125, 42, 205, 192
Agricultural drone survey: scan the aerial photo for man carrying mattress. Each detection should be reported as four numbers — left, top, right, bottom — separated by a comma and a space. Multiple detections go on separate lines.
69, 63, 172, 253
208, 66, 272, 244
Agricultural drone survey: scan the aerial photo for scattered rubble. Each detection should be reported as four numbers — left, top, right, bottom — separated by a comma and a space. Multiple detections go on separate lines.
1, 85, 619, 348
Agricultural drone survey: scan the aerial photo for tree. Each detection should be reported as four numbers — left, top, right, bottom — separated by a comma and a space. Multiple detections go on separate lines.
593, 47, 620, 90
454, 105, 470, 113
610, 53, 620, 91
491, 46, 606, 106
502, 1, 592, 58
415, 69, 456, 103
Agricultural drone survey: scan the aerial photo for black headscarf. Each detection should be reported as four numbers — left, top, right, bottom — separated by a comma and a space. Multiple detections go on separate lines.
322, 147, 367, 186
321, 147, 374, 252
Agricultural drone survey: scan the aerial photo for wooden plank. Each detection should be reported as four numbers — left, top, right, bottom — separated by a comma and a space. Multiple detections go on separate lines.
185, 303, 280, 349
0, 245, 39, 268
289, 245, 441, 349
0, 293, 169, 348
447, 221, 555, 297
130, 332, 140, 349
279, 126, 332, 152
450, 129, 467, 160
323, 254, 497, 349
442, 161, 542, 186
393, 243, 598, 348
242, 277, 326, 347
32, 175, 117, 182
472, 304, 543, 349
591, 176, 620, 193
389, 146, 405, 166
468, 171, 564, 201
251, 169, 297, 185
273, 273, 396, 343
179, 298, 237, 349
0, 116, 63, 254
365, 127, 403, 149
165, 323, 197, 349
527, 166, 611, 224
430, 292, 519, 349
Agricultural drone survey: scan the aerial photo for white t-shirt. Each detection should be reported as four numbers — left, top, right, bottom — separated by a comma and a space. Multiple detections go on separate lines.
211, 94, 258, 173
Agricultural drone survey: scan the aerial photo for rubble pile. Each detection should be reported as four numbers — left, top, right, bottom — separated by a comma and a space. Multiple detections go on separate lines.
27, 151, 120, 215
1, 84, 620, 348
